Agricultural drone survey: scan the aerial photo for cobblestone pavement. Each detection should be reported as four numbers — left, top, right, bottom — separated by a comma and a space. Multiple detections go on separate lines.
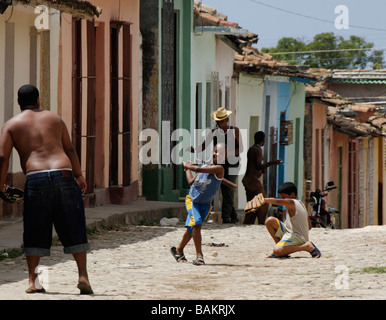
0, 222, 385, 300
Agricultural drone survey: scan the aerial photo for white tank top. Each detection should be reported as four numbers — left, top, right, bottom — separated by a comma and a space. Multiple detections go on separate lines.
285, 199, 309, 242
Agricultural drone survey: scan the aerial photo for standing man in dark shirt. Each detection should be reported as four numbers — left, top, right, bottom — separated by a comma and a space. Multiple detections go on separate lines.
242, 131, 281, 224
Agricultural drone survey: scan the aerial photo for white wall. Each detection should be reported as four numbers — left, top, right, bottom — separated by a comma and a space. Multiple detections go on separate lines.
190, 32, 237, 164
1, 7, 35, 173
236, 73, 264, 209
191, 32, 216, 131
0, 5, 60, 173
216, 38, 235, 116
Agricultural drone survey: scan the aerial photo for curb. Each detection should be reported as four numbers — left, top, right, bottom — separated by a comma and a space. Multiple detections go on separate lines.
0, 200, 187, 252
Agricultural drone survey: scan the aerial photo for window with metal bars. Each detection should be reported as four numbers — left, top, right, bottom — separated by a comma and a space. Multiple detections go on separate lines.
72, 19, 96, 194
110, 22, 132, 187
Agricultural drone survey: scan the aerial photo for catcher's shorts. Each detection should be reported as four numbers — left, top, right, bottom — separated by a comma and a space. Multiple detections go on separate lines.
23, 169, 90, 256
274, 218, 305, 247
185, 195, 212, 235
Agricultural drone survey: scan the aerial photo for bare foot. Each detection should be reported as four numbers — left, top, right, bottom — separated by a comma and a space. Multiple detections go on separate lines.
26, 275, 45, 294
77, 282, 94, 294
25, 283, 45, 294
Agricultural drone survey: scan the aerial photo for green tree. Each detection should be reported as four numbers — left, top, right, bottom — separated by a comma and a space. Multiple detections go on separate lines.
262, 37, 308, 64
262, 32, 384, 70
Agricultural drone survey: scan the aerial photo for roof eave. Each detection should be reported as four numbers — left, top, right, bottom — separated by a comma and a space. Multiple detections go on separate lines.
9, 0, 101, 20
194, 26, 249, 36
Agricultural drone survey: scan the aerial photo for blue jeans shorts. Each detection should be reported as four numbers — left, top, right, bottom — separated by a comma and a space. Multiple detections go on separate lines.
23, 170, 90, 256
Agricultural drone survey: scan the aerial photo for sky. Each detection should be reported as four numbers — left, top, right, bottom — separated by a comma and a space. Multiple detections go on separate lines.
202, 0, 386, 61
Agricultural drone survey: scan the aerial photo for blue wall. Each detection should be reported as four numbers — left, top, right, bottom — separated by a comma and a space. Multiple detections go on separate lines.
277, 82, 290, 191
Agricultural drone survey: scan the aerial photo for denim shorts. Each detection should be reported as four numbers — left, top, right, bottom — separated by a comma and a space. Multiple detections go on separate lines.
23, 170, 90, 256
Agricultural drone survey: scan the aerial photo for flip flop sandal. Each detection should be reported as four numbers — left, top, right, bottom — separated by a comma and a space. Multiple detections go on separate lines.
268, 253, 291, 258
25, 287, 46, 294
170, 247, 187, 262
310, 242, 322, 258
192, 257, 205, 266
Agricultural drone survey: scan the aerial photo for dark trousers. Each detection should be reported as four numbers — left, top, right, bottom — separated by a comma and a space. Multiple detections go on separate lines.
221, 169, 238, 222
243, 180, 268, 225
23, 170, 89, 256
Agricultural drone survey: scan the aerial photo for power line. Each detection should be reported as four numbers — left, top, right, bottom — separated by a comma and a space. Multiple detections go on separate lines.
248, 0, 386, 33
268, 47, 386, 55
282, 56, 377, 63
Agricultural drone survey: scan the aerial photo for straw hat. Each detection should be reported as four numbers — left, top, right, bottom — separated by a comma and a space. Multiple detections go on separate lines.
210, 107, 232, 121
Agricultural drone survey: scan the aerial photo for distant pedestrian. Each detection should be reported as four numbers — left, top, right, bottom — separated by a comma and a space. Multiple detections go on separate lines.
0, 84, 93, 294
242, 131, 281, 224
171, 144, 236, 265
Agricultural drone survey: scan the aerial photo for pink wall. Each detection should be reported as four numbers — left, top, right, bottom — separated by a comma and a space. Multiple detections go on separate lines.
311, 102, 327, 191
310, 100, 351, 228
329, 128, 349, 229
58, 1, 140, 198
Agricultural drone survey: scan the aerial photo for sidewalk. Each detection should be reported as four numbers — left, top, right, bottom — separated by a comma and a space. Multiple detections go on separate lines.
0, 198, 187, 252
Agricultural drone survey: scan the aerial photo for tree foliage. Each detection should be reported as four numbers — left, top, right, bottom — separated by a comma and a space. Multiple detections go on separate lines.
262, 32, 384, 70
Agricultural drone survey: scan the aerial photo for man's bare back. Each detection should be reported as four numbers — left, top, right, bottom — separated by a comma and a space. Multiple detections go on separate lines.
0, 107, 86, 193
2, 109, 73, 174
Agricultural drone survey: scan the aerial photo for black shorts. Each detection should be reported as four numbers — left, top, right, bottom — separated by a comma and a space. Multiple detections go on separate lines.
23, 170, 89, 256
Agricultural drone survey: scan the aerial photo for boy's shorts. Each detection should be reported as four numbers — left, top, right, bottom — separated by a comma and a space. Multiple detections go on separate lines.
23, 170, 90, 256
185, 195, 212, 235
274, 218, 305, 247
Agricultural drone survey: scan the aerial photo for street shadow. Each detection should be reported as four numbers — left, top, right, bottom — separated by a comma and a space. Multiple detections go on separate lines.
43, 291, 123, 298
0, 224, 182, 287
206, 263, 256, 268
0, 222, 260, 287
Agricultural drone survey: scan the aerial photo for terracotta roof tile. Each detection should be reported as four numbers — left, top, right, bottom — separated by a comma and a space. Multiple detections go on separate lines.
351, 105, 377, 113
198, 12, 221, 26
193, 1, 258, 49
219, 20, 239, 28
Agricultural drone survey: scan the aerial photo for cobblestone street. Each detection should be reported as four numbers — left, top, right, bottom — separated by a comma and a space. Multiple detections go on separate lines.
0, 221, 385, 301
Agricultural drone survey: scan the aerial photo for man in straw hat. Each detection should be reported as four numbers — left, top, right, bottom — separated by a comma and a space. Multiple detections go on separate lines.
188, 107, 242, 223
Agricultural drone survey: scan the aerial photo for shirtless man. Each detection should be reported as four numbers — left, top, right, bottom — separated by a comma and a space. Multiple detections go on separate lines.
0, 84, 92, 294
